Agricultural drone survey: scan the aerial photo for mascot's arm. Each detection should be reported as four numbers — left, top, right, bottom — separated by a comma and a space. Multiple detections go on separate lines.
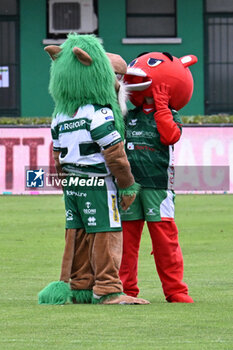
153, 83, 181, 146
103, 141, 134, 188
103, 141, 139, 210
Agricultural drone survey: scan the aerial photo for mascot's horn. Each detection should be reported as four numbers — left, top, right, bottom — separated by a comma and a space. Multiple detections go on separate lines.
180, 55, 198, 68
44, 45, 61, 60
73, 47, 92, 66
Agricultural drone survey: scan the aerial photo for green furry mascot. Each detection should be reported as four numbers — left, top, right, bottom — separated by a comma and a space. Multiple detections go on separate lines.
38, 34, 148, 306
49, 34, 125, 138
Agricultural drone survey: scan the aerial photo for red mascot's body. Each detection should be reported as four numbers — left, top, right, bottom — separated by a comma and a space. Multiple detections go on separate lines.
119, 52, 197, 303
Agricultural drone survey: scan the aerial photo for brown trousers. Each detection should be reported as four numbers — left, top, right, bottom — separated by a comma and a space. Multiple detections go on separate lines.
60, 228, 123, 297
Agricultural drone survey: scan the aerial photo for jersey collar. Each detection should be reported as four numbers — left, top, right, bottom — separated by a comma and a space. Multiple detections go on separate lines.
142, 102, 155, 114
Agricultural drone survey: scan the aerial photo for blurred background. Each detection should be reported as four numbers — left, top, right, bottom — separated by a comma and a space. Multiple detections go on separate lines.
1, 0, 233, 117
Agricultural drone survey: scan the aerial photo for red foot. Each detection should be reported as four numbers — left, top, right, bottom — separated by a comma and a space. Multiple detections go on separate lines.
167, 293, 194, 303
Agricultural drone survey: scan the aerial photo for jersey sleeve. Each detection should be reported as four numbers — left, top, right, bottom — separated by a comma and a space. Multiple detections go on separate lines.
51, 117, 61, 152
90, 107, 122, 149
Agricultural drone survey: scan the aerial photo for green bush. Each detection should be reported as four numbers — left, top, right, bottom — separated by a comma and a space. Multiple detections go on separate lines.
181, 114, 233, 124
0, 117, 52, 125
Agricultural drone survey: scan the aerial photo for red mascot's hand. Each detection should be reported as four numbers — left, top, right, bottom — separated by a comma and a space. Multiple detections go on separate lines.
152, 83, 171, 111
153, 83, 181, 145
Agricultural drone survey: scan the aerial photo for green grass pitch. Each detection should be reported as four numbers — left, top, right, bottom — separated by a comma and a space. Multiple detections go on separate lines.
0, 194, 232, 350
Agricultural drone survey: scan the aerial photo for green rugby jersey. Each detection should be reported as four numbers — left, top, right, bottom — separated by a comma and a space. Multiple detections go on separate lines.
125, 107, 182, 189
51, 104, 122, 177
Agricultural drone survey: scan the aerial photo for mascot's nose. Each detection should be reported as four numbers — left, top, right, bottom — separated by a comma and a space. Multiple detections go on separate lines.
124, 67, 152, 91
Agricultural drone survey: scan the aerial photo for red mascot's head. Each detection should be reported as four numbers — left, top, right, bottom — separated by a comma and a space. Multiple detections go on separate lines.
123, 52, 197, 111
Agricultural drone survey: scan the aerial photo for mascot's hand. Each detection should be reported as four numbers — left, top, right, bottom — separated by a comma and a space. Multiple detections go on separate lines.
152, 83, 171, 110
120, 194, 136, 211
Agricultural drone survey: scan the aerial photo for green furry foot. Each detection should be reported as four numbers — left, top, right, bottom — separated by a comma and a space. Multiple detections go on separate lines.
91, 292, 124, 304
38, 281, 72, 305
72, 289, 93, 304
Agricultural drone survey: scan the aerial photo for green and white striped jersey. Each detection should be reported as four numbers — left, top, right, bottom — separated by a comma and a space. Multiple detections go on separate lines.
51, 104, 122, 177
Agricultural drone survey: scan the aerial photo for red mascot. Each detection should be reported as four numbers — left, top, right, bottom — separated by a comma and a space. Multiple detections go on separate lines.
119, 52, 197, 303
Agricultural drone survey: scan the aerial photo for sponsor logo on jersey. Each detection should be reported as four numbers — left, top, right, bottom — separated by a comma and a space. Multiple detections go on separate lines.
111, 194, 119, 222
134, 144, 156, 151
66, 190, 87, 197
132, 131, 143, 136
83, 202, 96, 215
127, 142, 134, 150
66, 209, 74, 221
107, 123, 115, 132
146, 208, 156, 215
101, 108, 108, 114
88, 216, 96, 226
59, 119, 86, 132
105, 115, 114, 121
127, 130, 157, 139
129, 119, 137, 126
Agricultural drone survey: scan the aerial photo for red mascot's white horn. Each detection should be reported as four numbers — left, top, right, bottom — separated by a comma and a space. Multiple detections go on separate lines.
180, 55, 198, 68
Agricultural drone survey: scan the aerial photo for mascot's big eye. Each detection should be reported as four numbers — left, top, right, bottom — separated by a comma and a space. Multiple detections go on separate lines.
129, 59, 137, 67
147, 58, 164, 67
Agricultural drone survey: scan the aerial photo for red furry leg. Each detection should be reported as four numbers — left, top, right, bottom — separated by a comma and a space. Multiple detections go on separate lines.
147, 221, 193, 303
119, 220, 144, 297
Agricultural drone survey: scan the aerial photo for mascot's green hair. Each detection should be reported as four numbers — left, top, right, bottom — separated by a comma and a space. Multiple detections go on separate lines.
48, 33, 124, 138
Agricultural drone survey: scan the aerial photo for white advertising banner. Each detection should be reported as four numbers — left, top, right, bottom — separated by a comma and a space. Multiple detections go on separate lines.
0, 126, 233, 194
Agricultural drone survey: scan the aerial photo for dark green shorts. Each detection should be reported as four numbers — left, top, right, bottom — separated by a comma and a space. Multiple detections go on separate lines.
120, 188, 175, 222
63, 176, 122, 233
